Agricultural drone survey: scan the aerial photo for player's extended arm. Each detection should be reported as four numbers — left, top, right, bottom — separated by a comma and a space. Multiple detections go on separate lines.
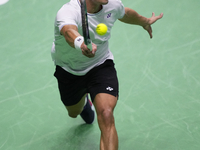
119, 7, 163, 38
61, 25, 80, 48
61, 25, 97, 57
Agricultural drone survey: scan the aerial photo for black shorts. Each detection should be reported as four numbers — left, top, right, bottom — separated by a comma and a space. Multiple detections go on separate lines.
54, 60, 119, 106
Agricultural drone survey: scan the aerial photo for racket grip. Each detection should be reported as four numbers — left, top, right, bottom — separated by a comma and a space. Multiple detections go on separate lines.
87, 43, 92, 51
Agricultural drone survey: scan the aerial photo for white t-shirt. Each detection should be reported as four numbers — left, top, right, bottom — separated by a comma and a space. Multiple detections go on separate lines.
51, 0, 125, 75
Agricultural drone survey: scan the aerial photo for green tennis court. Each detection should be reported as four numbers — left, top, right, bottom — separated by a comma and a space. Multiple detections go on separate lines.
0, 0, 200, 149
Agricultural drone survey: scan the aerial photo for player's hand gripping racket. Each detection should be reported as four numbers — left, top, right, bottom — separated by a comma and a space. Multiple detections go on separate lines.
80, 0, 92, 50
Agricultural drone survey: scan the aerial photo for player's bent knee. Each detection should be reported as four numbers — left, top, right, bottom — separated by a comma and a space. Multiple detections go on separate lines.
68, 111, 81, 118
68, 113, 78, 118
98, 109, 114, 126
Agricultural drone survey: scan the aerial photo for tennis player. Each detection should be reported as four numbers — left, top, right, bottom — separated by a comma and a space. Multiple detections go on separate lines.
51, 0, 163, 149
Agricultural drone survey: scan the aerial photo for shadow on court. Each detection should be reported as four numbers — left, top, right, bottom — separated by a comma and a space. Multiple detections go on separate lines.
50, 123, 98, 150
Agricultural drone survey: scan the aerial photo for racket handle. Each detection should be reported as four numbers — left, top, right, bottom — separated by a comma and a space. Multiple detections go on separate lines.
87, 42, 92, 51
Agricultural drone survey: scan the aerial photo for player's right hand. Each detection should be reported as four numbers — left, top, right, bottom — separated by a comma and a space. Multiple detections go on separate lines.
81, 43, 97, 58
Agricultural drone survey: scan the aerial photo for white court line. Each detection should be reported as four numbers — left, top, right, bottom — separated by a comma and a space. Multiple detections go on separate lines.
0, 0, 9, 5
0, 84, 54, 104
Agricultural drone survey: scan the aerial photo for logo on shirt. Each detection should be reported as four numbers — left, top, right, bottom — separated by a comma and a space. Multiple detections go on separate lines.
107, 13, 112, 18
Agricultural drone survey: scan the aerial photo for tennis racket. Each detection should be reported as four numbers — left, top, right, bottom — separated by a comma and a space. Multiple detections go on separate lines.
80, 0, 92, 50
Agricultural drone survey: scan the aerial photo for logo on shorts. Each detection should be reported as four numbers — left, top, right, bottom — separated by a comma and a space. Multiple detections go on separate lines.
106, 86, 113, 91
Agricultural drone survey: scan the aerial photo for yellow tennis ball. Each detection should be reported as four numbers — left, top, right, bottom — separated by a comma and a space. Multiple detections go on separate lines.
96, 23, 108, 36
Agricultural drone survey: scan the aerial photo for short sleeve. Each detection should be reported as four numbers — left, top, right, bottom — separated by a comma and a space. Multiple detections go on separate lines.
116, 0, 125, 19
56, 5, 79, 32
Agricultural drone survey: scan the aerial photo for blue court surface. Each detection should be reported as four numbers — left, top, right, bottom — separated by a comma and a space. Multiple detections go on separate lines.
0, 0, 200, 149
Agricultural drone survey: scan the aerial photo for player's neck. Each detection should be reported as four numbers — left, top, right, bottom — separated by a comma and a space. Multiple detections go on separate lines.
86, 0, 102, 14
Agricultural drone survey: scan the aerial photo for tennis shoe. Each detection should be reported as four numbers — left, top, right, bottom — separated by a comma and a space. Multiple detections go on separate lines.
80, 94, 95, 124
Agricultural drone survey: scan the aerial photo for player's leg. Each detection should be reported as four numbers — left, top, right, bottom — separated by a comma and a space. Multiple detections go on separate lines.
93, 93, 118, 150
54, 65, 95, 123
65, 94, 95, 124
58, 79, 95, 124
87, 60, 119, 149
58, 79, 95, 123
80, 94, 95, 124
65, 94, 87, 118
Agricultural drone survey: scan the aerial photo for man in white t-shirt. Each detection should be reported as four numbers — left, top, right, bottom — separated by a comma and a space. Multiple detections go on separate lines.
52, 0, 163, 149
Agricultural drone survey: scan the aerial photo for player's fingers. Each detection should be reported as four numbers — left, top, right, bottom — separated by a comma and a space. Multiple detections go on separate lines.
158, 13, 164, 19
155, 13, 163, 22
149, 31, 152, 39
147, 26, 153, 38
82, 50, 95, 58
152, 12, 155, 18
82, 49, 88, 55
150, 26, 152, 33
91, 43, 97, 54
149, 12, 163, 24
87, 53, 95, 58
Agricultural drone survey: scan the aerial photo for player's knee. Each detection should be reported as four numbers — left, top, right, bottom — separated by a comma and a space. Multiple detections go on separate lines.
68, 114, 78, 118
98, 109, 114, 126
68, 111, 81, 118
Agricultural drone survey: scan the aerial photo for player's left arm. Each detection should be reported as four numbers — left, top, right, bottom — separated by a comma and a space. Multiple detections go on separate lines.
118, 7, 163, 38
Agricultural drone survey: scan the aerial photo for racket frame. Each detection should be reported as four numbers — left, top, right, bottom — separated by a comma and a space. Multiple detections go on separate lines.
80, 0, 92, 50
